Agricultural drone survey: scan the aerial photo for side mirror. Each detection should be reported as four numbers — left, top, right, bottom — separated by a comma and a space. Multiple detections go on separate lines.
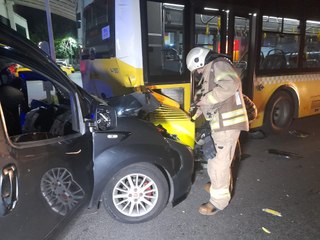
95, 105, 117, 131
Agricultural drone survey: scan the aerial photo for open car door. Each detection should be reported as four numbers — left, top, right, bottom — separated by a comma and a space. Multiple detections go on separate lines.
0, 24, 94, 240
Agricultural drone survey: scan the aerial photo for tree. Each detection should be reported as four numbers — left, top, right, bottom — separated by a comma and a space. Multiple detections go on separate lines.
55, 37, 78, 61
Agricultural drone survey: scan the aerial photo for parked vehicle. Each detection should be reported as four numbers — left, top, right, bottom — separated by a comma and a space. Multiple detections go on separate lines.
0, 23, 194, 239
56, 59, 75, 75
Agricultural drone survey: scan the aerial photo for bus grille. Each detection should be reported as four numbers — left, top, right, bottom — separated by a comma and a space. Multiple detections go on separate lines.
150, 105, 189, 120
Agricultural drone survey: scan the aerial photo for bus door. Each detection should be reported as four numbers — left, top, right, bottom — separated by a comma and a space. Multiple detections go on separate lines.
228, 11, 258, 97
191, 7, 228, 107
194, 9, 227, 53
144, 2, 191, 112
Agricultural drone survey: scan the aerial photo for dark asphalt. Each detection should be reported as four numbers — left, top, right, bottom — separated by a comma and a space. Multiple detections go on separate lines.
61, 80, 320, 239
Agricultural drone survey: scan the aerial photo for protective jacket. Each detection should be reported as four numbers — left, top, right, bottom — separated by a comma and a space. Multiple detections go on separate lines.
193, 57, 249, 132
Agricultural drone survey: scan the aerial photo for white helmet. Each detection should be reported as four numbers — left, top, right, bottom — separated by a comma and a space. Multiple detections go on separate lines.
186, 47, 211, 72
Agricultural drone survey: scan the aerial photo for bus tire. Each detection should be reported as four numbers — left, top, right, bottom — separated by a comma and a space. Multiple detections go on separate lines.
264, 91, 294, 134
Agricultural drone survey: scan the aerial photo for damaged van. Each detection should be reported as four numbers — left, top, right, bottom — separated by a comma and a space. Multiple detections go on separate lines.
0, 23, 194, 239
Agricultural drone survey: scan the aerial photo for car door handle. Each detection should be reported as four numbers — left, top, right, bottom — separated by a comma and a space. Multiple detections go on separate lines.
0, 164, 18, 215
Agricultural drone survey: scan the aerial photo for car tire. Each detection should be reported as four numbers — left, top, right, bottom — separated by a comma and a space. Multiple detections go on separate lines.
264, 91, 294, 134
102, 163, 169, 224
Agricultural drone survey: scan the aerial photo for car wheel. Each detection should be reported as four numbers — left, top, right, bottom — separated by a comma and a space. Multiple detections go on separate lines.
264, 91, 294, 134
102, 163, 169, 224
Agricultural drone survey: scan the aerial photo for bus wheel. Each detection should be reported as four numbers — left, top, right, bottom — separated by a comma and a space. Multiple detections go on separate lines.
264, 91, 294, 134
102, 163, 169, 224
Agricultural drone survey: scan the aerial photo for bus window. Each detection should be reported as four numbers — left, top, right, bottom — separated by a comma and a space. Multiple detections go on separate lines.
83, 0, 114, 58
195, 13, 221, 52
259, 16, 301, 70
233, 16, 250, 81
234, 17, 250, 62
146, 2, 184, 79
304, 20, 320, 68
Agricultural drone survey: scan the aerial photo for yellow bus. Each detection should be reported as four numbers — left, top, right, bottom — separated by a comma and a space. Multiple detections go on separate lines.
77, 0, 320, 143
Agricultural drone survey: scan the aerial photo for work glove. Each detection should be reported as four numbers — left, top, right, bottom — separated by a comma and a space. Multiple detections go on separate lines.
201, 136, 216, 161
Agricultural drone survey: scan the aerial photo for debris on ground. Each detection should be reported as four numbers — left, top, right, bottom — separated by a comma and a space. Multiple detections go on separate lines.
262, 227, 271, 234
289, 129, 309, 138
262, 208, 282, 217
240, 153, 251, 160
248, 130, 266, 139
267, 149, 303, 159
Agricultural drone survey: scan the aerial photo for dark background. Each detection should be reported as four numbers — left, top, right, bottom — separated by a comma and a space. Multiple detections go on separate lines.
14, 6, 77, 44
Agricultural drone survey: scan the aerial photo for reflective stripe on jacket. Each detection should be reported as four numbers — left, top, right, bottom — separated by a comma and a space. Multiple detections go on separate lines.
195, 57, 249, 132
209, 91, 249, 131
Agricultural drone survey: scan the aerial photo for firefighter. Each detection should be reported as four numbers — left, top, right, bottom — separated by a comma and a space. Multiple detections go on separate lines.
186, 47, 249, 215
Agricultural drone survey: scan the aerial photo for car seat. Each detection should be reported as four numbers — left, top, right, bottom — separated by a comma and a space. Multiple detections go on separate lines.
0, 85, 24, 136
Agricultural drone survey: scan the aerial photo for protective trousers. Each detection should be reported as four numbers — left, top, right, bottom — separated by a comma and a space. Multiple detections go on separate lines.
207, 129, 240, 210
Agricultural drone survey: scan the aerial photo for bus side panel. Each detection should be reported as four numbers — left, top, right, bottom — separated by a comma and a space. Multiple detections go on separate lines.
81, 58, 143, 98
251, 73, 320, 129
115, 0, 143, 70
294, 74, 320, 117
251, 76, 278, 129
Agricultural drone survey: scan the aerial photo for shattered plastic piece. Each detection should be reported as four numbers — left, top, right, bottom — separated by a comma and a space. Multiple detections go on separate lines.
262, 208, 282, 217
268, 149, 303, 159
262, 227, 271, 234
249, 130, 266, 139
240, 153, 251, 160
289, 129, 309, 138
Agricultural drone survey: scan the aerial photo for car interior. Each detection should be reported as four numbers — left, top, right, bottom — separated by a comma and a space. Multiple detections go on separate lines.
0, 61, 76, 143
